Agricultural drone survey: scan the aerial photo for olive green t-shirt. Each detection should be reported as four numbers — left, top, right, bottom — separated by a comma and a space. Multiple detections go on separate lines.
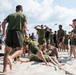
29, 40, 39, 54
29, 40, 39, 47
58, 29, 64, 37
71, 29, 76, 38
50, 34, 54, 44
37, 29, 46, 38
5, 12, 27, 31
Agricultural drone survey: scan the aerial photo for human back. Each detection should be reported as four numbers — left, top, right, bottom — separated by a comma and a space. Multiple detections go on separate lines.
5, 12, 26, 31
4, 5, 27, 48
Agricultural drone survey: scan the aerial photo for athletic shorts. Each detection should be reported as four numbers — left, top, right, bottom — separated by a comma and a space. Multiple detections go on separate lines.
38, 38, 46, 45
59, 38, 63, 42
30, 55, 43, 62
71, 38, 76, 45
5, 30, 24, 48
0, 39, 2, 44
30, 55, 48, 62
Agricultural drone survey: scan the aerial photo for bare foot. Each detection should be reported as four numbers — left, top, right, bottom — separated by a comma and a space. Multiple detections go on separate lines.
7, 56, 13, 70
20, 58, 30, 63
45, 62, 48, 65
58, 63, 65, 67
47, 63, 51, 66
3, 69, 7, 73
42, 62, 51, 66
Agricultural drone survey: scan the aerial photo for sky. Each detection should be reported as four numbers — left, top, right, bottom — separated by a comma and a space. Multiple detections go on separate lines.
0, 0, 76, 34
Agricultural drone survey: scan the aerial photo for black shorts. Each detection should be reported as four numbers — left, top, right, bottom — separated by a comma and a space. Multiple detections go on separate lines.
58, 37, 63, 42
0, 39, 2, 44
5, 30, 24, 48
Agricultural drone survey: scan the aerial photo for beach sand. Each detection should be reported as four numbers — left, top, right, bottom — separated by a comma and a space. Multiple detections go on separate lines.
0, 45, 76, 75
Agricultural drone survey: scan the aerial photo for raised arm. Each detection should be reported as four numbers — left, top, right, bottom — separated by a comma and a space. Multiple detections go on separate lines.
44, 25, 49, 29
34, 25, 40, 30
69, 24, 75, 29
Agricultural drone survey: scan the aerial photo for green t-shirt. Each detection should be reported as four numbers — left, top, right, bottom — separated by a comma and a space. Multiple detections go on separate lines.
58, 29, 64, 37
37, 29, 46, 38
29, 40, 39, 47
71, 29, 76, 38
71, 29, 76, 34
5, 12, 27, 31
29, 40, 39, 54
50, 34, 54, 44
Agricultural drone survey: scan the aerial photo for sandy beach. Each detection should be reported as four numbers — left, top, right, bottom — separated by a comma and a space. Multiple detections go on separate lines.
0, 45, 76, 75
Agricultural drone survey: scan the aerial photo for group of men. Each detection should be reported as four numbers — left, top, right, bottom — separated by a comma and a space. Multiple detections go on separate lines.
1, 5, 76, 73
